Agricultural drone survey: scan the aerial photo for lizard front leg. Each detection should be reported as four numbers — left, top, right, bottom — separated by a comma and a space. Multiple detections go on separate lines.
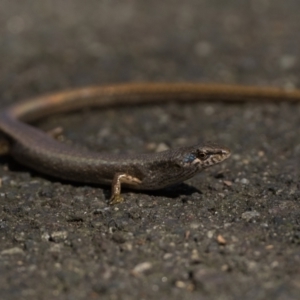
110, 173, 142, 205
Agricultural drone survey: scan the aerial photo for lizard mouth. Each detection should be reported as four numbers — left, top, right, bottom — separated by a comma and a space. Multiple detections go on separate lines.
220, 147, 231, 160
199, 146, 231, 168
214, 147, 231, 164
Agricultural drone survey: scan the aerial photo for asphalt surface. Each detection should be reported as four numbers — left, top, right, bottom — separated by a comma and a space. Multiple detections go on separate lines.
0, 1, 300, 299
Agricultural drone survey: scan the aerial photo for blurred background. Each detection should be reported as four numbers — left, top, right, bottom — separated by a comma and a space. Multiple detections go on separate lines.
1, 0, 299, 102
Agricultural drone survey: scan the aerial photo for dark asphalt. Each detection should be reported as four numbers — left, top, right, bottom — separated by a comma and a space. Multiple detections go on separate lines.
0, 1, 300, 299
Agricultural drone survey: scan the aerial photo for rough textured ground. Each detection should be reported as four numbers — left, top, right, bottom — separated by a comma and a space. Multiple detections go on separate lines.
0, 1, 300, 299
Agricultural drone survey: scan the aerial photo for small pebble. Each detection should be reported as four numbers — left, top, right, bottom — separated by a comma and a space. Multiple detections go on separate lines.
1, 247, 24, 255
241, 210, 260, 221
240, 178, 249, 185
217, 234, 227, 245
131, 262, 152, 276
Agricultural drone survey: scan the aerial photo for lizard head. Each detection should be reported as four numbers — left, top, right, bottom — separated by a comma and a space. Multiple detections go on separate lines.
142, 143, 231, 190
177, 144, 231, 170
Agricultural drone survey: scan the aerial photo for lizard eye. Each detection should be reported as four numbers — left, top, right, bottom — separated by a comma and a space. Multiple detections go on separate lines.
198, 152, 209, 160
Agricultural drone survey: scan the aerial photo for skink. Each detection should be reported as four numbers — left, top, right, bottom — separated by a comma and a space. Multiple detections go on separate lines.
1, 83, 299, 204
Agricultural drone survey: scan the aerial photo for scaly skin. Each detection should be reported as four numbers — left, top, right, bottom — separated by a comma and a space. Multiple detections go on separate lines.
1, 82, 300, 203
